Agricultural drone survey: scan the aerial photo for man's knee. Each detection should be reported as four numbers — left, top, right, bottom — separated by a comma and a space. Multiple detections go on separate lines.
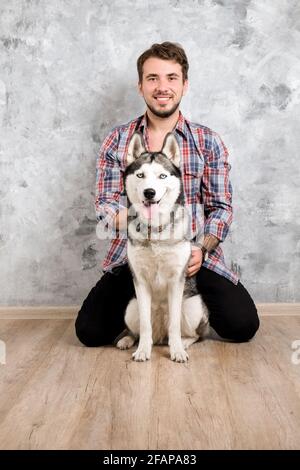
75, 312, 112, 347
217, 309, 260, 343
227, 314, 260, 342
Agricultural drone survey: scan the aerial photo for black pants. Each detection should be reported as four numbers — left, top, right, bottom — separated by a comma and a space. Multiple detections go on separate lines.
75, 264, 259, 347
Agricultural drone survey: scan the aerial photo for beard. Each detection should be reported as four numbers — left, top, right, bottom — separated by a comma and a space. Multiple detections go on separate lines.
144, 98, 181, 118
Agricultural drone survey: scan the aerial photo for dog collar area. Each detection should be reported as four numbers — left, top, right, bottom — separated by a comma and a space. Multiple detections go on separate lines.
136, 222, 165, 239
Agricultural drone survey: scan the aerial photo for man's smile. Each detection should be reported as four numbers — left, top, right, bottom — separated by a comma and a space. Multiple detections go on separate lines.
154, 96, 172, 104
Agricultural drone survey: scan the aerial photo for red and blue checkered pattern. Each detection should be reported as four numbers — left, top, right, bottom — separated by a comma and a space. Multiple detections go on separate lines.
95, 112, 239, 284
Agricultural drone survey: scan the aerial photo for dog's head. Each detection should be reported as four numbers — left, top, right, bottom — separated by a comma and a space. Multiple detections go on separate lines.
126, 131, 181, 169
124, 132, 183, 221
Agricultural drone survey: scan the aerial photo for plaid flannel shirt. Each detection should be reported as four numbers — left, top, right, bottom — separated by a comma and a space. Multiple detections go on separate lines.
95, 112, 239, 284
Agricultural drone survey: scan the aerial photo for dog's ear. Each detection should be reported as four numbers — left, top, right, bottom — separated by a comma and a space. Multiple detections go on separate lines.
161, 133, 181, 168
127, 132, 146, 166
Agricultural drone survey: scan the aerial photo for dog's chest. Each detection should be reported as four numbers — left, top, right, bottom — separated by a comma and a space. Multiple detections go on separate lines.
128, 241, 190, 293
138, 247, 172, 291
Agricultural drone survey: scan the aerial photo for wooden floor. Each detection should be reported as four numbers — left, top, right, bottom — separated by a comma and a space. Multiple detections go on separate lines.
0, 315, 300, 450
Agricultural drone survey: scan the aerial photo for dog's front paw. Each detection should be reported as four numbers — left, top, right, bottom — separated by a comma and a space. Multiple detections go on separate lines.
116, 335, 135, 350
170, 345, 189, 363
132, 343, 152, 361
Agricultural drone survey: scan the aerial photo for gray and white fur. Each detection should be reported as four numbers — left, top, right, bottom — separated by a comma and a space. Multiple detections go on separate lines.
116, 131, 209, 362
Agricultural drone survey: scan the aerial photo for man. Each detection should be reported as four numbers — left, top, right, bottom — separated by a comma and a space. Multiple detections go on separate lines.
75, 42, 259, 347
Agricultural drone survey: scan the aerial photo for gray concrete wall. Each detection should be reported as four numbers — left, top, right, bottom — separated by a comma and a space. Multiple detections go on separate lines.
0, 0, 299, 305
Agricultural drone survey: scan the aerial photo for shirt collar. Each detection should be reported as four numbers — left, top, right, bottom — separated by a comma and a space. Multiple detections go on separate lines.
137, 110, 189, 141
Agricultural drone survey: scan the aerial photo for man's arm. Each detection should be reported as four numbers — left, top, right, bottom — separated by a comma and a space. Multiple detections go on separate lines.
200, 131, 233, 254
95, 129, 127, 234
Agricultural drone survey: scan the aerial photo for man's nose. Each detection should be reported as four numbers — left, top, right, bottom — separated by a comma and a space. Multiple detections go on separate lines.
155, 80, 169, 92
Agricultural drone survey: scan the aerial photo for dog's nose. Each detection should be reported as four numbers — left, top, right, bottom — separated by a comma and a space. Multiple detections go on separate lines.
143, 188, 156, 200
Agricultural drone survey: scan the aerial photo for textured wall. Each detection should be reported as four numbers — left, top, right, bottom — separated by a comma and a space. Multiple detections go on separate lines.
0, 0, 299, 305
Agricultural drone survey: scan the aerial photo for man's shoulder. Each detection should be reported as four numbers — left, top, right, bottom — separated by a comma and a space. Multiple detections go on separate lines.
186, 117, 219, 138
100, 115, 143, 151
184, 116, 225, 151
108, 115, 143, 138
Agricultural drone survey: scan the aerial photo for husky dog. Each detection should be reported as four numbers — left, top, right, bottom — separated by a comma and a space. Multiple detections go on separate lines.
116, 132, 209, 362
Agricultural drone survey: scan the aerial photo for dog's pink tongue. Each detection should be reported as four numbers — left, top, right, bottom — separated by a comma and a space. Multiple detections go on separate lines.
142, 203, 159, 220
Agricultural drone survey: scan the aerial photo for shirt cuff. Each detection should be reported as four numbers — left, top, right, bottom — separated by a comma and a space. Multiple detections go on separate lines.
204, 220, 229, 243
96, 201, 127, 234
192, 234, 220, 253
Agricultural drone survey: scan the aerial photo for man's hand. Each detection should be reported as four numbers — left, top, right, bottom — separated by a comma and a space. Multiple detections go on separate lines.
186, 246, 203, 277
115, 208, 128, 231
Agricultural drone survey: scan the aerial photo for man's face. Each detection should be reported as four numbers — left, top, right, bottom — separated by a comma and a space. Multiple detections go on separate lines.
138, 57, 188, 118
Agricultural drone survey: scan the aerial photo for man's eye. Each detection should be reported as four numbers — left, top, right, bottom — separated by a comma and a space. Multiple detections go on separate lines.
159, 174, 167, 179
136, 173, 144, 178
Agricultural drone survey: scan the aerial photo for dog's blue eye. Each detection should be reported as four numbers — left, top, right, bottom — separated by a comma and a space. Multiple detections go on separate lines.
136, 173, 144, 178
159, 174, 167, 179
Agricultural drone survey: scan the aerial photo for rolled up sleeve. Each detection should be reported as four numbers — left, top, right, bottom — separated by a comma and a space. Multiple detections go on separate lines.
95, 129, 127, 232
201, 132, 233, 242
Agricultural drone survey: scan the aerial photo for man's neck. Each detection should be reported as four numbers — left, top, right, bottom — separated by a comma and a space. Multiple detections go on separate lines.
146, 108, 180, 134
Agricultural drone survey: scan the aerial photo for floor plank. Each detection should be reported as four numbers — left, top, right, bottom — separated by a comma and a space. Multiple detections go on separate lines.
0, 317, 299, 449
